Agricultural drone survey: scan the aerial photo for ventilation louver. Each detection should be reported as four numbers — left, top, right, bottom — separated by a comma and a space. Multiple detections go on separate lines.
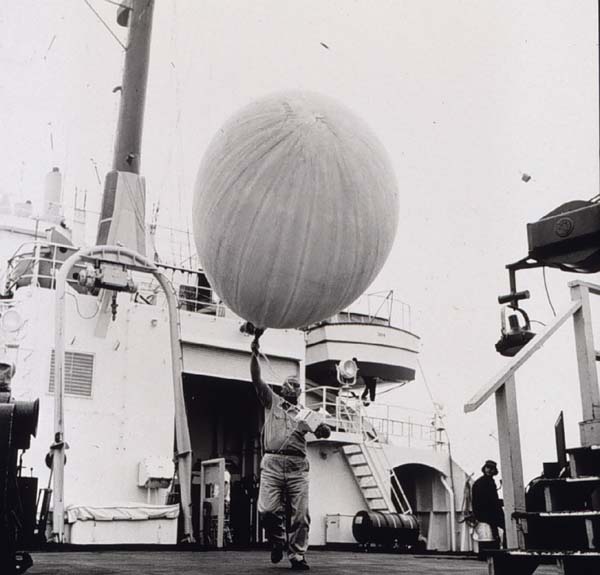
48, 351, 94, 397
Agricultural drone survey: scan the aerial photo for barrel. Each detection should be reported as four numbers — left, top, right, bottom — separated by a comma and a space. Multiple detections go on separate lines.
352, 510, 420, 548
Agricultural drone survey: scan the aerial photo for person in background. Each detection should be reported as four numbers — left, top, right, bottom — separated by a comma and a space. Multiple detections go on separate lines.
250, 330, 330, 571
471, 459, 505, 550
353, 358, 378, 406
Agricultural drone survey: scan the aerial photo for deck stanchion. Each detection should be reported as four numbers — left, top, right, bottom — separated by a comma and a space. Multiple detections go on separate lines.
570, 282, 600, 445
495, 375, 526, 549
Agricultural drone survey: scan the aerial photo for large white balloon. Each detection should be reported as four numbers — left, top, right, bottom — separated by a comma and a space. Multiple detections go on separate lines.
193, 91, 399, 329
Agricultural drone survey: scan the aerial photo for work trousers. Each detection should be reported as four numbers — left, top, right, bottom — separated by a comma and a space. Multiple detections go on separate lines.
258, 453, 310, 561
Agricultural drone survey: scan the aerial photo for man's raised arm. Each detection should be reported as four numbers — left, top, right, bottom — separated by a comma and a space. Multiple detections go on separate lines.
251, 335, 273, 408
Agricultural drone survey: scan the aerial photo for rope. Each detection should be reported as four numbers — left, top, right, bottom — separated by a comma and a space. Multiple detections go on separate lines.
256, 349, 286, 383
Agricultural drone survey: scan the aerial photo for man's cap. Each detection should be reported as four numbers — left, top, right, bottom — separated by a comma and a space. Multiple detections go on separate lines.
482, 459, 498, 473
281, 375, 301, 398
283, 375, 299, 387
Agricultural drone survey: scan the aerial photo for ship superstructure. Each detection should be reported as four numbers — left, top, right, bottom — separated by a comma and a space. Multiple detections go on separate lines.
0, 198, 470, 550
0, 0, 471, 558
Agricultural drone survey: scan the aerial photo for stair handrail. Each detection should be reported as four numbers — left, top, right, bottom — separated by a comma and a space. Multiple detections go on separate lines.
390, 465, 413, 514
362, 441, 413, 514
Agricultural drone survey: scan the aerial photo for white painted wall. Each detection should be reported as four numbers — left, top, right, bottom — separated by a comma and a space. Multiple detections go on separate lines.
307, 443, 366, 545
10, 287, 175, 508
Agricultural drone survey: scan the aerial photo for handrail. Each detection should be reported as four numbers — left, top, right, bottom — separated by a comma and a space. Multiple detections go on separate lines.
305, 385, 444, 449
464, 300, 581, 413
567, 279, 600, 296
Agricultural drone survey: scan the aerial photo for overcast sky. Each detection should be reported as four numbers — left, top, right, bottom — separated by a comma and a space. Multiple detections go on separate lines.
1, 0, 599, 482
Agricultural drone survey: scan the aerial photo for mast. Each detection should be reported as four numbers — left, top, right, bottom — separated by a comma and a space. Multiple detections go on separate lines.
95, 0, 154, 253
112, 0, 154, 174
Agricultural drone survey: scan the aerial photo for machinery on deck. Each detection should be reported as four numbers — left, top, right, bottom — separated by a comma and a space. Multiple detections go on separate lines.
496, 197, 600, 357
0, 359, 39, 574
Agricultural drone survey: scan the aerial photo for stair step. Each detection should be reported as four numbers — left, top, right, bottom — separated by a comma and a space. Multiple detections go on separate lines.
347, 453, 367, 461
349, 461, 369, 467
352, 468, 373, 478
515, 511, 600, 551
493, 549, 600, 557
517, 510, 600, 518
567, 447, 600, 478
365, 490, 384, 498
487, 549, 600, 575
359, 476, 378, 488
526, 476, 600, 512
566, 445, 600, 453
368, 500, 388, 511
533, 476, 600, 484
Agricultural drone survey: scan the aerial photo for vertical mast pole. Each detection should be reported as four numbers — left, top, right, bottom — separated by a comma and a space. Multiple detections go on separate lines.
112, 0, 154, 174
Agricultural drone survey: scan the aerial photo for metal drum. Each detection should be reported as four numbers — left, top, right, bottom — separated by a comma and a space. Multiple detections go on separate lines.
352, 510, 420, 548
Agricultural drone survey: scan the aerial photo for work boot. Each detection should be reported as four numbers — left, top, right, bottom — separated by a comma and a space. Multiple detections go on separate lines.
290, 558, 310, 570
270, 543, 283, 564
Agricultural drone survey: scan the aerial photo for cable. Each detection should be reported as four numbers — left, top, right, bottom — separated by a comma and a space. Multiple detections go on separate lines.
82, 0, 127, 51
67, 291, 101, 320
542, 267, 557, 316
377, 381, 408, 397
417, 358, 438, 411
257, 349, 286, 383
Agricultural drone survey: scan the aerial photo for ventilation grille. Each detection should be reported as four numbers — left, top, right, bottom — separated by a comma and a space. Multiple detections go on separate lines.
48, 351, 94, 397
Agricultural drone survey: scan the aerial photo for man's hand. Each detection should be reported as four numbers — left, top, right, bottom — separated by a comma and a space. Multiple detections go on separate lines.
314, 423, 331, 439
251, 327, 265, 356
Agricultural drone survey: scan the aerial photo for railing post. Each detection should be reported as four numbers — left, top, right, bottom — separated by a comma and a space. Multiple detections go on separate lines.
31, 243, 42, 287
495, 375, 526, 549
570, 282, 600, 445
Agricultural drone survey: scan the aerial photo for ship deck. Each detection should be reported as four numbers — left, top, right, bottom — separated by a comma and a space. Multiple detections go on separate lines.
27, 549, 561, 574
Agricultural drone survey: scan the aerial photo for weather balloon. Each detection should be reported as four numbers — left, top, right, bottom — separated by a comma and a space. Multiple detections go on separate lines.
193, 91, 398, 329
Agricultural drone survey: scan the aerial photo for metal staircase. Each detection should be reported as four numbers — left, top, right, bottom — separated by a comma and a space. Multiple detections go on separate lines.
342, 442, 412, 514
488, 441, 600, 574
306, 383, 414, 515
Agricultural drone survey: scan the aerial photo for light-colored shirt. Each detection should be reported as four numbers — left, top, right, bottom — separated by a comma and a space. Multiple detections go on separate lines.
263, 394, 307, 455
